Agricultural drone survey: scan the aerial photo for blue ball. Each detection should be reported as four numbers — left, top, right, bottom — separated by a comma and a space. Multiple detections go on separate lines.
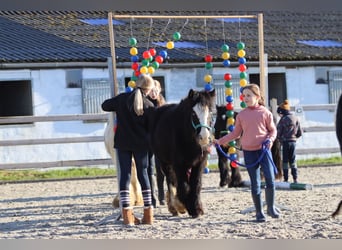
204, 83, 213, 92
238, 57, 246, 64
223, 59, 231, 67
204, 167, 210, 174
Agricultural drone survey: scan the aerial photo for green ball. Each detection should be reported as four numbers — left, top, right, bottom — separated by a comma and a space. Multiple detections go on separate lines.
173, 32, 181, 41
229, 141, 236, 147
224, 80, 232, 88
226, 110, 234, 118
221, 44, 229, 52
240, 101, 247, 108
237, 42, 245, 50
129, 37, 137, 46
205, 62, 213, 69
240, 72, 248, 79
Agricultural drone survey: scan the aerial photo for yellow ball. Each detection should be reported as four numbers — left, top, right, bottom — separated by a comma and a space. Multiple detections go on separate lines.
240, 78, 248, 87
225, 88, 233, 96
128, 80, 136, 88
204, 74, 212, 83
228, 147, 236, 154
237, 49, 246, 58
148, 66, 155, 75
140, 66, 148, 74
227, 117, 235, 125
222, 52, 230, 60
130, 47, 138, 56
166, 41, 174, 49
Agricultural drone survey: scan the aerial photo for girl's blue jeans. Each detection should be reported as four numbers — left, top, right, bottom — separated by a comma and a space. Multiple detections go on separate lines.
243, 149, 276, 195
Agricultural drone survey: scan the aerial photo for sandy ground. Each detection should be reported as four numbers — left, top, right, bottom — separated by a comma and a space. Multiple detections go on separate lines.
0, 165, 341, 239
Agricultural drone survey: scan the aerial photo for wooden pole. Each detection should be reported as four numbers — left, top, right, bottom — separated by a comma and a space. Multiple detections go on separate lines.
108, 12, 119, 97
258, 13, 267, 106
112, 14, 257, 19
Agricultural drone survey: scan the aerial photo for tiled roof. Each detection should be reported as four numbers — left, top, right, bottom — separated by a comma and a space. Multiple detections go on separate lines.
0, 10, 342, 64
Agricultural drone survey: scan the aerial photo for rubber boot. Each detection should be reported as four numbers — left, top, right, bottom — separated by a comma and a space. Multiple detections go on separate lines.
122, 207, 141, 226
265, 188, 280, 218
291, 167, 298, 183
251, 193, 266, 222
283, 163, 289, 182
141, 206, 154, 225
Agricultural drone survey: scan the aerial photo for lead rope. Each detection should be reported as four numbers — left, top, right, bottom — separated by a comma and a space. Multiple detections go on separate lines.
215, 140, 278, 175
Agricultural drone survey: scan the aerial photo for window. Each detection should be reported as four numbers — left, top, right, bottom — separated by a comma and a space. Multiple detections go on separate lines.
328, 70, 342, 104
0, 80, 33, 124
82, 79, 111, 114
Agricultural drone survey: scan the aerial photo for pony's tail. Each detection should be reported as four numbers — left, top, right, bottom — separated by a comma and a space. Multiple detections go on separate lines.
336, 94, 342, 155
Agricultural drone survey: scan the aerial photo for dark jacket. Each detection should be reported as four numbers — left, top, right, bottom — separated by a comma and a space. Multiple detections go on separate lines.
276, 113, 302, 143
101, 89, 154, 151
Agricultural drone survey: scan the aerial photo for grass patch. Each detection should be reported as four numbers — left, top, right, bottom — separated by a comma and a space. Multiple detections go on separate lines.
1, 156, 341, 183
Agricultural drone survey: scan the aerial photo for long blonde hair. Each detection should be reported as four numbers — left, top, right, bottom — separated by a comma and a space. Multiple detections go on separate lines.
243, 83, 265, 106
133, 74, 154, 115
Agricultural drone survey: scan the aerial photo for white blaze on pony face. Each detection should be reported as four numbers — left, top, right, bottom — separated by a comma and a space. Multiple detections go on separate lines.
193, 103, 211, 146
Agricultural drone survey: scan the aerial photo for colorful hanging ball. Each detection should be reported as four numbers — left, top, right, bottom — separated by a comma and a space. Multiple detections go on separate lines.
149, 48, 157, 57
130, 47, 138, 56
166, 41, 175, 49
237, 42, 245, 50
240, 101, 247, 108
131, 62, 139, 71
204, 74, 212, 83
131, 55, 139, 62
224, 73, 232, 81
155, 55, 164, 64
240, 78, 248, 87
231, 161, 238, 168
222, 52, 230, 60
239, 94, 244, 101
151, 61, 160, 69
239, 64, 247, 72
148, 66, 155, 75
134, 70, 141, 77
204, 167, 210, 174
125, 86, 134, 93
230, 154, 238, 161
131, 75, 138, 81
143, 50, 151, 59
159, 50, 168, 59
204, 83, 213, 92
221, 44, 229, 52
140, 66, 148, 74
229, 140, 236, 147
238, 57, 247, 64
205, 54, 213, 62
225, 95, 234, 103
128, 80, 136, 88
173, 32, 181, 41
226, 102, 234, 110
228, 124, 235, 132
228, 147, 236, 154
227, 117, 235, 125
129, 37, 137, 46
223, 60, 231, 67
240, 72, 248, 79
141, 59, 150, 67
225, 88, 233, 96
205, 62, 213, 69
226, 110, 234, 118
237, 49, 246, 58
224, 80, 233, 88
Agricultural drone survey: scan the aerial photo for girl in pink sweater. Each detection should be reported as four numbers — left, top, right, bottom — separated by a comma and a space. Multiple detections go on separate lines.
214, 83, 280, 222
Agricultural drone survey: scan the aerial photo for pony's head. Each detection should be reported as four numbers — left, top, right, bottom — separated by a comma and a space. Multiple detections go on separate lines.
188, 88, 216, 147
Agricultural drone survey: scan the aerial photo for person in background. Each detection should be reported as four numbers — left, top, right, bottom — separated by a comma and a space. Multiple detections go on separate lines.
276, 99, 302, 183
147, 80, 167, 206
214, 83, 280, 222
101, 74, 155, 226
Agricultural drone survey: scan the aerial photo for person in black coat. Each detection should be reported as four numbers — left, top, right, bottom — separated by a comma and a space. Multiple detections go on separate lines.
101, 74, 155, 226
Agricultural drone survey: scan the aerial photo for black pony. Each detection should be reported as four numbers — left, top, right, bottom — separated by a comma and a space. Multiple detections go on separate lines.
146, 89, 216, 218
214, 105, 282, 184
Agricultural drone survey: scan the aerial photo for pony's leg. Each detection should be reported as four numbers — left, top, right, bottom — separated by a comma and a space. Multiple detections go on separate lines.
229, 161, 243, 187
162, 164, 180, 216
185, 162, 205, 218
216, 147, 230, 187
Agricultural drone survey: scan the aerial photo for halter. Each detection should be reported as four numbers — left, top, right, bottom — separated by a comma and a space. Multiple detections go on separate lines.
191, 110, 213, 133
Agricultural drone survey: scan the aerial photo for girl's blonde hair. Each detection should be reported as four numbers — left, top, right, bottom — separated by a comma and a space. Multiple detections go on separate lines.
134, 74, 154, 115
243, 83, 265, 106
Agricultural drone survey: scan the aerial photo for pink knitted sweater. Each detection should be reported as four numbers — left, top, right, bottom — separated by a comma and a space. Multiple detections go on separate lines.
217, 105, 277, 151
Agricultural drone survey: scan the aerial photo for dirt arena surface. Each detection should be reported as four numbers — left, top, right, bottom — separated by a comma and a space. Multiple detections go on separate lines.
0, 165, 341, 239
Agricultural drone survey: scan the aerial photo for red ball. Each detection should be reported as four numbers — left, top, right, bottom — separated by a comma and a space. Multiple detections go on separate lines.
231, 161, 238, 168
226, 102, 234, 110
205, 54, 213, 62
149, 48, 157, 57
155, 55, 164, 64
239, 64, 247, 72
224, 73, 232, 81
134, 70, 141, 77
142, 50, 151, 59
131, 62, 139, 71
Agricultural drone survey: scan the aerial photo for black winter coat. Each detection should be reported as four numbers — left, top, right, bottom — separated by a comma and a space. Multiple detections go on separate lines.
101, 90, 154, 151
